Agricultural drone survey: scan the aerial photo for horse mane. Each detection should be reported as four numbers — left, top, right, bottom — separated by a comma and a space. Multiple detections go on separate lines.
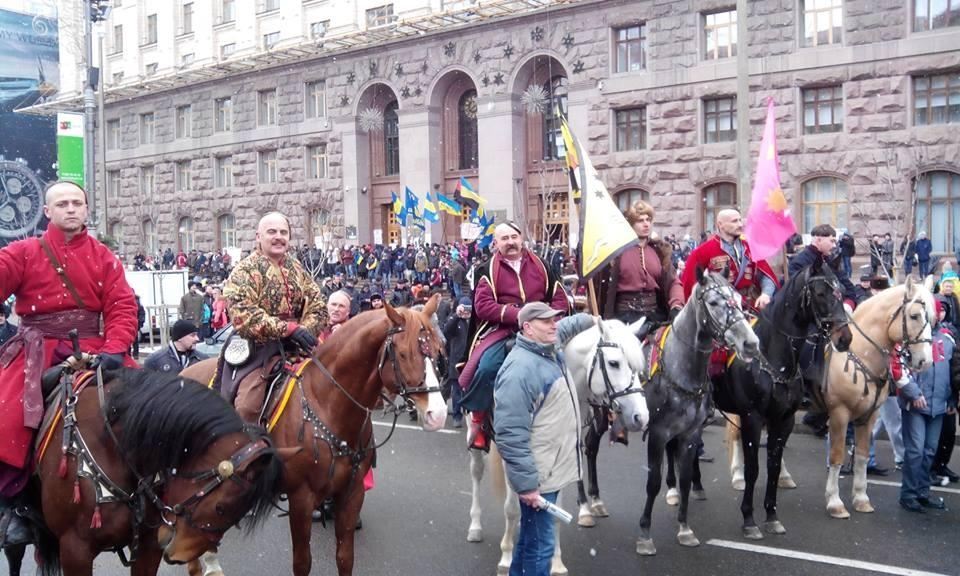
852, 280, 934, 324
105, 368, 248, 476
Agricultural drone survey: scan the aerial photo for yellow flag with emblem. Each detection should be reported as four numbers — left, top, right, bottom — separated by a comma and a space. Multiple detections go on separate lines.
563, 119, 639, 280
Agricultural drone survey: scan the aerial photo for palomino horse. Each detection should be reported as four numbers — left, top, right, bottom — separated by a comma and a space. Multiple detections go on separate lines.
821, 278, 935, 518
712, 260, 853, 539
181, 296, 448, 576
636, 269, 760, 557
466, 318, 650, 576
21, 367, 283, 576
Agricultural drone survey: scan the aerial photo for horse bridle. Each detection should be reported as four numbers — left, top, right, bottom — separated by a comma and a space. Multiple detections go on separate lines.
797, 274, 849, 340
377, 325, 444, 400
887, 290, 932, 366
586, 338, 644, 410
697, 281, 748, 348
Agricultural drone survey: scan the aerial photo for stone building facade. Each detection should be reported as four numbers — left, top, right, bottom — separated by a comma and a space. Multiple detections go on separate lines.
96, 0, 960, 257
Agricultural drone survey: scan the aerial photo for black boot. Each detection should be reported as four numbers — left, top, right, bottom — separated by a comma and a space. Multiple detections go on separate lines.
0, 497, 32, 548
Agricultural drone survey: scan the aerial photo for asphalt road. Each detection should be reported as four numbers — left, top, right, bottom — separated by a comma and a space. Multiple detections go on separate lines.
15, 419, 958, 576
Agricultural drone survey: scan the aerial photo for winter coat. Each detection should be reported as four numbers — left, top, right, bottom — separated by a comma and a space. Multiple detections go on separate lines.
839, 234, 856, 257
144, 343, 207, 373
493, 313, 593, 495
899, 327, 960, 417
915, 238, 933, 262
442, 314, 469, 380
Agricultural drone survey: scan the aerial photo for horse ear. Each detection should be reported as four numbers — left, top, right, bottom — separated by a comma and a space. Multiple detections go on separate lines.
629, 317, 646, 338
696, 266, 707, 286
383, 301, 405, 327
597, 318, 609, 339
812, 257, 823, 274
921, 274, 935, 293
422, 293, 440, 318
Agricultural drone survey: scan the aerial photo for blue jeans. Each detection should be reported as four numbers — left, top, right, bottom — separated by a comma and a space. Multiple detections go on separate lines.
452, 283, 463, 300
900, 408, 943, 502
903, 257, 914, 276
510, 491, 558, 576
842, 256, 852, 278
919, 260, 930, 277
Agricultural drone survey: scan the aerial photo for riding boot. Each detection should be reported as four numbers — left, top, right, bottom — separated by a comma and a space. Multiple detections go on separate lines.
468, 411, 490, 452
0, 497, 32, 548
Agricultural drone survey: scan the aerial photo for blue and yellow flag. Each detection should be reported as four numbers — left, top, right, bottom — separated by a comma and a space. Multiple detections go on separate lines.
423, 193, 440, 223
404, 187, 420, 221
391, 191, 405, 221
456, 177, 486, 208
436, 192, 461, 215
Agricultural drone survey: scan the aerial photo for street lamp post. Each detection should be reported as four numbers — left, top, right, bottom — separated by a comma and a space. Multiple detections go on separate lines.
83, 0, 112, 235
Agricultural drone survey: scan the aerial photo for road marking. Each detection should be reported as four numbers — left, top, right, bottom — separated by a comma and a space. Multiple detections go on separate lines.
705, 539, 949, 576
867, 479, 960, 495
372, 420, 461, 435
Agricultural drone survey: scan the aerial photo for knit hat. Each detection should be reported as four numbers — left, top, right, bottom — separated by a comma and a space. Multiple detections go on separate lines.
171, 319, 199, 342
458, 296, 472, 307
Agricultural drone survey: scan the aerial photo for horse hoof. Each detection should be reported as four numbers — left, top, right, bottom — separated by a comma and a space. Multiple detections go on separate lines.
692, 489, 707, 501
467, 528, 483, 542
590, 501, 610, 517
578, 513, 596, 528
497, 564, 510, 576
742, 526, 763, 540
550, 564, 569, 576
778, 476, 798, 489
636, 538, 657, 556
853, 499, 874, 514
764, 521, 786, 535
677, 529, 700, 547
732, 478, 746, 491
827, 505, 850, 519
665, 488, 680, 506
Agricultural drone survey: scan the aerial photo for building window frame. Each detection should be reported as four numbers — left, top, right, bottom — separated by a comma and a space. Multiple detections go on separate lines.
703, 9, 737, 60
142, 13, 158, 46
111, 24, 123, 54
306, 144, 327, 180
703, 97, 737, 143
801, 0, 843, 47
175, 104, 192, 139
142, 219, 157, 255
310, 20, 329, 40
913, 0, 960, 32
217, 213, 236, 250
259, 149, 278, 184
914, 170, 960, 253
913, 72, 960, 126
106, 119, 121, 150
219, 0, 236, 24
613, 23, 647, 73
383, 101, 400, 176
107, 169, 121, 199
220, 43, 235, 59
258, 89, 278, 126
366, 4, 396, 28
458, 90, 479, 170
139, 112, 155, 145
263, 31, 280, 50
801, 176, 848, 230
140, 166, 155, 198
614, 107, 647, 151
542, 76, 569, 161
215, 155, 233, 188
615, 188, 651, 212
305, 80, 326, 119
702, 181, 738, 233
214, 96, 232, 132
175, 161, 194, 192
179, 2, 194, 36
178, 216, 195, 252
802, 85, 844, 134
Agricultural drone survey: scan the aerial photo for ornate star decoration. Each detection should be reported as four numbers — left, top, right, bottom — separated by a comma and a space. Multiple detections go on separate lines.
481, 75, 490, 87
339, 94, 350, 107
493, 72, 504, 85
561, 33, 575, 49
346, 71, 355, 85
400, 86, 410, 98
369, 61, 378, 75
414, 86, 422, 97
421, 61, 429, 73
394, 62, 403, 76
531, 26, 544, 42
503, 44, 514, 58
444, 42, 456, 57
572, 60, 585, 73
473, 50, 482, 64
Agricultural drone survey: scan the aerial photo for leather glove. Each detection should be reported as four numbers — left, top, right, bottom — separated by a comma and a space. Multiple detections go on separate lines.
97, 353, 125, 371
289, 327, 318, 353
669, 307, 681, 322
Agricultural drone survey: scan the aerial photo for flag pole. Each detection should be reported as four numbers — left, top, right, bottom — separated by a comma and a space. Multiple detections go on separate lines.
587, 278, 599, 315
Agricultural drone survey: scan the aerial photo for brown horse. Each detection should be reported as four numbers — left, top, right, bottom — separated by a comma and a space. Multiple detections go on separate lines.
181, 296, 448, 576
24, 366, 284, 576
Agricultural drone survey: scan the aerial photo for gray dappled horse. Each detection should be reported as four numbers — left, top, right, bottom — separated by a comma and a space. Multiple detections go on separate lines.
636, 269, 760, 556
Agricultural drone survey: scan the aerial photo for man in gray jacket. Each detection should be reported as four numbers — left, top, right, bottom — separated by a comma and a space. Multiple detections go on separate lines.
493, 302, 594, 576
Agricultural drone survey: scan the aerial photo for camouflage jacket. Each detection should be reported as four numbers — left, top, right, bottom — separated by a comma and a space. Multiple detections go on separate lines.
223, 251, 328, 342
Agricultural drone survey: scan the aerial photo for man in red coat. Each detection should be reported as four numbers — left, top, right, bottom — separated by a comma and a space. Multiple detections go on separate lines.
681, 208, 779, 311
458, 222, 569, 451
0, 181, 138, 547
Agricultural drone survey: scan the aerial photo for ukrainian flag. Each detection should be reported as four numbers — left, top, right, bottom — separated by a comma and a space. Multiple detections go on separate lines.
436, 192, 461, 215
391, 191, 405, 220
456, 177, 486, 207
404, 187, 420, 218
423, 193, 440, 223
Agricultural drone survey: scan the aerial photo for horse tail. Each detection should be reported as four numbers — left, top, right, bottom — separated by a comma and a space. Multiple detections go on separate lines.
489, 443, 507, 503
34, 525, 61, 576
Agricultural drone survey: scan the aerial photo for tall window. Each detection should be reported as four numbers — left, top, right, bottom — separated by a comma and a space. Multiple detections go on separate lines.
178, 217, 195, 252
914, 0, 960, 32
615, 107, 646, 151
915, 171, 960, 253
703, 182, 737, 232
215, 97, 232, 131
217, 213, 236, 249
175, 161, 193, 191
259, 150, 278, 183
306, 144, 327, 179
111, 24, 123, 54
459, 90, 479, 170
107, 170, 121, 199
175, 105, 192, 138
802, 0, 843, 46
383, 101, 400, 176
140, 166, 155, 196
366, 4, 396, 28
704, 97, 736, 143
258, 89, 277, 126
142, 219, 157, 254
542, 76, 569, 161
143, 13, 157, 45
215, 156, 233, 188
263, 31, 279, 50
180, 2, 193, 35
914, 72, 960, 126
259, 0, 279, 12
107, 119, 121, 150
614, 24, 646, 73
615, 188, 650, 212
704, 10, 737, 60
803, 86, 844, 133
802, 177, 848, 229
220, 0, 235, 24
305, 80, 326, 119
139, 112, 155, 145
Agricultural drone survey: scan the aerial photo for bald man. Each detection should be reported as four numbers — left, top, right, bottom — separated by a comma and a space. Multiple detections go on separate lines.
221, 212, 328, 422
459, 222, 569, 451
0, 181, 138, 547
681, 208, 779, 310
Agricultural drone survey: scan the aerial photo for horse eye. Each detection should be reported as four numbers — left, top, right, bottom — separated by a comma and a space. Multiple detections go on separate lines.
215, 503, 226, 517
608, 360, 620, 369
910, 314, 920, 321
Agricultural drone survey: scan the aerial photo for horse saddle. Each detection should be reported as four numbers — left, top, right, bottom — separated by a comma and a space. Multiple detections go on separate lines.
214, 334, 282, 404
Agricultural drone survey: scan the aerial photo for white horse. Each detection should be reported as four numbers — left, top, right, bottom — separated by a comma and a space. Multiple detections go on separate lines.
466, 318, 649, 575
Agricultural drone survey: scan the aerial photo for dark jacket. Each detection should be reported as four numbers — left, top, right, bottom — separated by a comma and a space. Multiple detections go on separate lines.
143, 343, 207, 373
391, 286, 414, 308
443, 314, 470, 380
0, 321, 16, 346
915, 237, 933, 262
839, 233, 856, 257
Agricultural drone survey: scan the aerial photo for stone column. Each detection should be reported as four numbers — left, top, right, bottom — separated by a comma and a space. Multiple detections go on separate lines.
340, 119, 371, 244
477, 93, 523, 221
398, 106, 442, 244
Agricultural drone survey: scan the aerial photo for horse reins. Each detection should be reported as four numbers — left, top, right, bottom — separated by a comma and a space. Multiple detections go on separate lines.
586, 338, 644, 411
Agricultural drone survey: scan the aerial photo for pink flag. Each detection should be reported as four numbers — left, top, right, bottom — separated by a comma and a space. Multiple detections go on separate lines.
744, 99, 796, 262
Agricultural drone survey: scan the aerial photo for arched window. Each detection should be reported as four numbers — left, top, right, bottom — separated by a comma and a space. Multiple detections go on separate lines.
217, 213, 236, 250
915, 170, 960, 253
178, 216, 195, 252
615, 188, 651, 213
802, 177, 848, 231
702, 182, 737, 233
142, 219, 157, 255
542, 75, 568, 161
383, 100, 400, 176
459, 90, 479, 170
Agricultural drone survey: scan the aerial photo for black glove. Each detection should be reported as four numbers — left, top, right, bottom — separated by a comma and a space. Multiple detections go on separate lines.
289, 327, 318, 353
97, 353, 125, 371
669, 307, 681, 322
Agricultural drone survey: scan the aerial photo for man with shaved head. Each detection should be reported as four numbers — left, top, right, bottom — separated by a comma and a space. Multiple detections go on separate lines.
221, 211, 328, 422
681, 208, 778, 311
458, 221, 569, 451
0, 181, 138, 547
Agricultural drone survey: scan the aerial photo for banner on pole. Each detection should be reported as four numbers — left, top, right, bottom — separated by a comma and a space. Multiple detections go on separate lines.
56, 112, 84, 186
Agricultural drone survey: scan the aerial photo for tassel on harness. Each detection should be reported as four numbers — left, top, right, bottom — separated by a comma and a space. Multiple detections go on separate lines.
73, 479, 82, 504
90, 505, 102, 529
58, 452, 68, 478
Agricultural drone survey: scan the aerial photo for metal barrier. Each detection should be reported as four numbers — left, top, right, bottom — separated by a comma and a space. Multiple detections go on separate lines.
143, 304, 180, 349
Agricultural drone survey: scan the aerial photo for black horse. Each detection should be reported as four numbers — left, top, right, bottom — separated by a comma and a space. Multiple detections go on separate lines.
713, 259, 852, 538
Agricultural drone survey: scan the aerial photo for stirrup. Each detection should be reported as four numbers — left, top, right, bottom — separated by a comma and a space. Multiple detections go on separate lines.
0, 508, 33, 548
